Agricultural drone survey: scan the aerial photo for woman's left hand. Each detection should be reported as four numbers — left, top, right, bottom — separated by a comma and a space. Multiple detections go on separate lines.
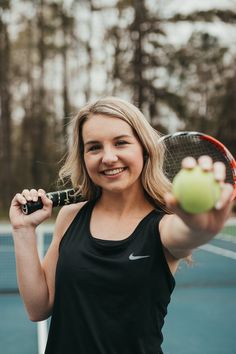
164, 156, 234, 236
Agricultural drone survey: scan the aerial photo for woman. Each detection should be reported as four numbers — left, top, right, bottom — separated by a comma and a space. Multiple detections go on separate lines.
9, 97, 233, 354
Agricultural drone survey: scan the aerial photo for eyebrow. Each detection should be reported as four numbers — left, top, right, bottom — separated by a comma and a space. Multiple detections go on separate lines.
84, 134, 133, 146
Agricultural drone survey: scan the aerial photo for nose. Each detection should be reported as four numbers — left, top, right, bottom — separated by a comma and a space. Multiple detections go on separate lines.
102, 147, 118, 164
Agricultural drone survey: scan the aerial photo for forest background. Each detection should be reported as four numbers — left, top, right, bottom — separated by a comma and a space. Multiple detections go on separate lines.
0, 0, 236, 218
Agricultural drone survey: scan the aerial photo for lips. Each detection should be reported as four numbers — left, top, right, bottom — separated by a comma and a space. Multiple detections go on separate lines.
101, 167, 127, 176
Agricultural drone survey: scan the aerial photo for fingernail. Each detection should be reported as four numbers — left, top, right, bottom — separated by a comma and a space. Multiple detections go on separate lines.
215, 201, 222, 210
182, 157, 196, 169
198, 156, 212, 171
201, 162, 211, 171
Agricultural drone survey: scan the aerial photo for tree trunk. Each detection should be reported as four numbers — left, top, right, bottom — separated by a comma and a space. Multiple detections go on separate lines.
132, 0, 145, 109
0, 11, 12, 209
31, 0, 47, 188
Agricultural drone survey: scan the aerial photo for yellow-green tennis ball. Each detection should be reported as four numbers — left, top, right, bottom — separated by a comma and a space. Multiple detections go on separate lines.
172, 166, 221, 214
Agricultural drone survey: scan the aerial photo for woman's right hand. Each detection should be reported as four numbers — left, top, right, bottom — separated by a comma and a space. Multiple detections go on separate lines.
9, 188, 53, 230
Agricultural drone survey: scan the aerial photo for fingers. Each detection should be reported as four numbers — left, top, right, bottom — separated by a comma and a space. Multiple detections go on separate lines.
181, 157, 196, 169
13, 189, 51, 211
182, 155, 226, 182
215, 183, 234, 210
213, 162, 226, 183
181, 155, 218, 173
198, 155, 213, 171
14, 193, 27, 206
10, 188, 53, 230
21, 189, 37, 203
20, 189, 45, 202
164, 192, 177, 209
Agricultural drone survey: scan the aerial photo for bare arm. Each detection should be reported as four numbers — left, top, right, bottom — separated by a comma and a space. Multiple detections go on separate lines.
9, 188, 84, 321
10, 189, 53, 321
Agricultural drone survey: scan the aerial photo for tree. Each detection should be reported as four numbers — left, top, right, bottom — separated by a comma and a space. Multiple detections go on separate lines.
10, 0, 67, 193
0, 0, 12, 210
106, 0, 185, 129
216, 70, 236, 154
168, 32, 229, 130
165, 6, 236, 151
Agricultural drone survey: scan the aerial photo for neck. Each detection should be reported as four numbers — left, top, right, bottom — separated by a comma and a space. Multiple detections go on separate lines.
96, 189, 154, 217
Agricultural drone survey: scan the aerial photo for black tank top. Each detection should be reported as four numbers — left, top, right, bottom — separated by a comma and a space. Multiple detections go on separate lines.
45, 200, 175, 354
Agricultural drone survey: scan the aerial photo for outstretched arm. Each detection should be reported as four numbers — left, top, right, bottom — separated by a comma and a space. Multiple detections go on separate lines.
160, 156, 234, 259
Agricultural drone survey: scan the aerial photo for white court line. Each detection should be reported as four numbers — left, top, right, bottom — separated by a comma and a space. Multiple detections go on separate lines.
199, 244, 236, 260
37, 228, 49, 354
215, 233, 236, 244
225, 218, 236, 226
37, 320, 48, 354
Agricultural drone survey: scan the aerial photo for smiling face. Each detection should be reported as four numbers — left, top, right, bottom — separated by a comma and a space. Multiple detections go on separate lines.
82, 114, 145, 196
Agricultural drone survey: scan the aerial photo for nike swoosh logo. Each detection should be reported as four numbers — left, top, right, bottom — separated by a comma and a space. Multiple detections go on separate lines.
129, 253, 150, 261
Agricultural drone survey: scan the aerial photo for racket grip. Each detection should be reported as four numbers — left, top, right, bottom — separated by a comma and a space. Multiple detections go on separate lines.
21, 189, 84, 215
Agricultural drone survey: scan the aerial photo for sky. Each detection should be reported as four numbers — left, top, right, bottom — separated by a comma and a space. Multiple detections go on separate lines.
9, 0, 236, 47
163, 0, 236, 48
165, 0, 235, 14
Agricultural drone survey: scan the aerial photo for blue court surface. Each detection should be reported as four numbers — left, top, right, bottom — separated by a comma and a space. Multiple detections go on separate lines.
162, 247, 236, 354
0, 294, 38, 354
0, 222, 236, 354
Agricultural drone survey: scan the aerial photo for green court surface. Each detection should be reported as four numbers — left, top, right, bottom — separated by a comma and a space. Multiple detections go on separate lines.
0, 221, 235, 354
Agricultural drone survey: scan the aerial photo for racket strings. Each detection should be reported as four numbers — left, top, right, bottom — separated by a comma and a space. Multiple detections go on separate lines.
163, 135, 234, 184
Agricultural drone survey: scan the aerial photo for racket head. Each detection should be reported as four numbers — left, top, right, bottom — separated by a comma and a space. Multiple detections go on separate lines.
160, 131, 236, 199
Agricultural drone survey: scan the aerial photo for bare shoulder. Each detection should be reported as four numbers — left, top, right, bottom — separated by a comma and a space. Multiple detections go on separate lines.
54, 201, 87, 242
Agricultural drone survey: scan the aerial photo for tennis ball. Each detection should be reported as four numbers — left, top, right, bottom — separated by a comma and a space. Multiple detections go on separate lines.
172, 166, 221, 214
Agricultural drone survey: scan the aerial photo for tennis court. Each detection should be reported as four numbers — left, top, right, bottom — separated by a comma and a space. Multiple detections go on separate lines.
0, 219, 236, 354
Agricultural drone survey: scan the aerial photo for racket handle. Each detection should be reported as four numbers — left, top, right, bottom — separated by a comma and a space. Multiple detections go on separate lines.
21, 189, 84, 215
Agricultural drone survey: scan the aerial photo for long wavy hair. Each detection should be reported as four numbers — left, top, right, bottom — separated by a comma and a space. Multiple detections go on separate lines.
59, 96, 172, 211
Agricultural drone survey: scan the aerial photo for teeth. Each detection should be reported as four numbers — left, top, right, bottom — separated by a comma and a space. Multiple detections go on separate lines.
103, 168, 125, 176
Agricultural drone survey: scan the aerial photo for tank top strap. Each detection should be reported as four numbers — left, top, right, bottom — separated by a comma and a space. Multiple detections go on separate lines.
59, 199, 97, 250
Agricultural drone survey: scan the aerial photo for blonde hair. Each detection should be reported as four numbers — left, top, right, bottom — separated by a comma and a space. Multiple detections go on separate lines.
59, 96, 172, 210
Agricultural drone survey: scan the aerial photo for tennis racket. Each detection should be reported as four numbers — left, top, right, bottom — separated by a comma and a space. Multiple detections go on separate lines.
22, 131, 236, 214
